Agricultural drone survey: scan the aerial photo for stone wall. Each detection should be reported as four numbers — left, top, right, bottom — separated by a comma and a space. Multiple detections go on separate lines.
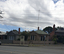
13, 40, 54, 44
0, 40, 13, 44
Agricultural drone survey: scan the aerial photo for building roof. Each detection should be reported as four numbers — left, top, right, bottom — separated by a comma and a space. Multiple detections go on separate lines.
11, 31, 18, 35
35, 30, 48, 35
7, 30, 19, 36
0, 31, 6, 35
56, 30, 64, 33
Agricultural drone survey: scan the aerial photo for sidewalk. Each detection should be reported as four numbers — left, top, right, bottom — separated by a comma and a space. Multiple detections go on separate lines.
1, 43, 64, 47
1, 44, 29, 47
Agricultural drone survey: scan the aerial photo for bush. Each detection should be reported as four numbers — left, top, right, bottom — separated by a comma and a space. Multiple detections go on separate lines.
27, 39, 30, 41
49, 43, 51, 44
54, 41, 57, 44
17, 38, 20, 41
63, 42, 64, 44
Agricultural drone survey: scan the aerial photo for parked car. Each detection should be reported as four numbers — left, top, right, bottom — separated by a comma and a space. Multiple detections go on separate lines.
0, 41, 1, 45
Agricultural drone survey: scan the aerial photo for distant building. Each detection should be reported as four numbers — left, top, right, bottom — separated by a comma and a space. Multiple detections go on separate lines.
0, 28, 20, 44
0, 31, 7, 40
7, 28, 20, 40
27, 27, 49, 44
50, 24, 64, 43
7, 30, 19, 40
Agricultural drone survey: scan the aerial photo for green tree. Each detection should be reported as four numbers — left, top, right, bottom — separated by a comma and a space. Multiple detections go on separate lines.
20, 31, 30, 41
56, 26, 64, 30
43, 26, 53, 33
53, 35, 58, 44
13, 30, 18, 31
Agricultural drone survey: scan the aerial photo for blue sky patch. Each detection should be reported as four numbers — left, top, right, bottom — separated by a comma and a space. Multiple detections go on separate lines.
0, 24, 24, 32
52, 0, 60, 4
0, 0, 7, 2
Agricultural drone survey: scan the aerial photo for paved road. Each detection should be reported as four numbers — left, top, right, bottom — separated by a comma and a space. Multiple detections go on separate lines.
0, 45, 64, 54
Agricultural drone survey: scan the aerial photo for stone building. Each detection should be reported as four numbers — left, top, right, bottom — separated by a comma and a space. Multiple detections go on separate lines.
27, 27, 49, 44
50, 24, 64, 43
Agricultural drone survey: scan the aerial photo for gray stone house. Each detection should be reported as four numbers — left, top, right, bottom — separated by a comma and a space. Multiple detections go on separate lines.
7, 30, 19, 40
28, 27, 49, 42
0, 31, 7, 40
0, 28, 20, 44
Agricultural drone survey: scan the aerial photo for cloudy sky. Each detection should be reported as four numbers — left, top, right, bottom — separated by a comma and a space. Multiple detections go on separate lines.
0, 0, 64, 32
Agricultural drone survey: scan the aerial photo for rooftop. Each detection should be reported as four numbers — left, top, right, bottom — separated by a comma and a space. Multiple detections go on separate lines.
0, 31, 6, 35
35, 30, 48, 35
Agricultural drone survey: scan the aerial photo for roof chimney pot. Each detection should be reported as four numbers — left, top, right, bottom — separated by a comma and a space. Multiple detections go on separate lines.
19, 28, 20, 34
38, 27, 39, 30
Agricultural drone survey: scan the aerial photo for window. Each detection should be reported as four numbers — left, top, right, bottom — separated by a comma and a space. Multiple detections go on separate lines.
5, 36, 7, 39
43, 36, 45, 41
41, 36, 43, 41
41, 36, 45, 41
9, 36, 14, 40
31, 35, 35, 40
31, 36, 32, 40
33, 36, 34, 40
43, 36, 46, 41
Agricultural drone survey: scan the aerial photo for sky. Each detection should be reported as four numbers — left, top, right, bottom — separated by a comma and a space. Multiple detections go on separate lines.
0, 0, 64, 32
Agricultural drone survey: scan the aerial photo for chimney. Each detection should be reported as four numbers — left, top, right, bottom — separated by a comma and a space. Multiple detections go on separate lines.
6, 31, 8, 34
18, 28, 20, 34
53, 24, 55, 31
38, 27, 39, 30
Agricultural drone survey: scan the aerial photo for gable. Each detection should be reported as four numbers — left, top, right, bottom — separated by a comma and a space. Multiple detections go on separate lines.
30, 31, 39, 36
35, 30, 49, 35
7, 31, 18, 36
30, 30, 49, 36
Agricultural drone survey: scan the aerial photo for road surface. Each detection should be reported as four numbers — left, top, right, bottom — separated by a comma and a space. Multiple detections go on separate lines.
0, 45, 64, 54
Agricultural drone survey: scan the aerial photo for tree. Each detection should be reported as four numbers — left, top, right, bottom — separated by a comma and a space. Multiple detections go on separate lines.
43, 26, 53, 33
53, 35, 58, 44
20, 31, 30, 41
56, 26, 64, 30
13, 30, 18, 31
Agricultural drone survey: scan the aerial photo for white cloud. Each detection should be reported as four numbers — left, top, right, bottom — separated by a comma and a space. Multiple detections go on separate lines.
49, 0, 64, 27
0, 0, 64, 31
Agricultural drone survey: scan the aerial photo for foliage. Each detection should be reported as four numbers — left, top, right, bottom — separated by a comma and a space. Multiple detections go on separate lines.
57, 36, 64, 43
53, 35, 57, 44
43, 26, 53, 33
17, 38, 20, 41
62, 37, 64, 44
63, 42, 64, 44
13, 30, 18, 31
27, 39, 30, 41
20, 31, 30, 41
56, 26, 64, 31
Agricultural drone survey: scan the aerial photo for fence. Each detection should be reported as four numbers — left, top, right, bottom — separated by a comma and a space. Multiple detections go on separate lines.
13, 40, 54, 44
0, 40, 13, 44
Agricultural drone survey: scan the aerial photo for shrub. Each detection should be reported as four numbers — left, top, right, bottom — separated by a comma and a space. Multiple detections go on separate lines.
63, 42, 64, 44
54, 41, 57, 44
17, 38, 20, 41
